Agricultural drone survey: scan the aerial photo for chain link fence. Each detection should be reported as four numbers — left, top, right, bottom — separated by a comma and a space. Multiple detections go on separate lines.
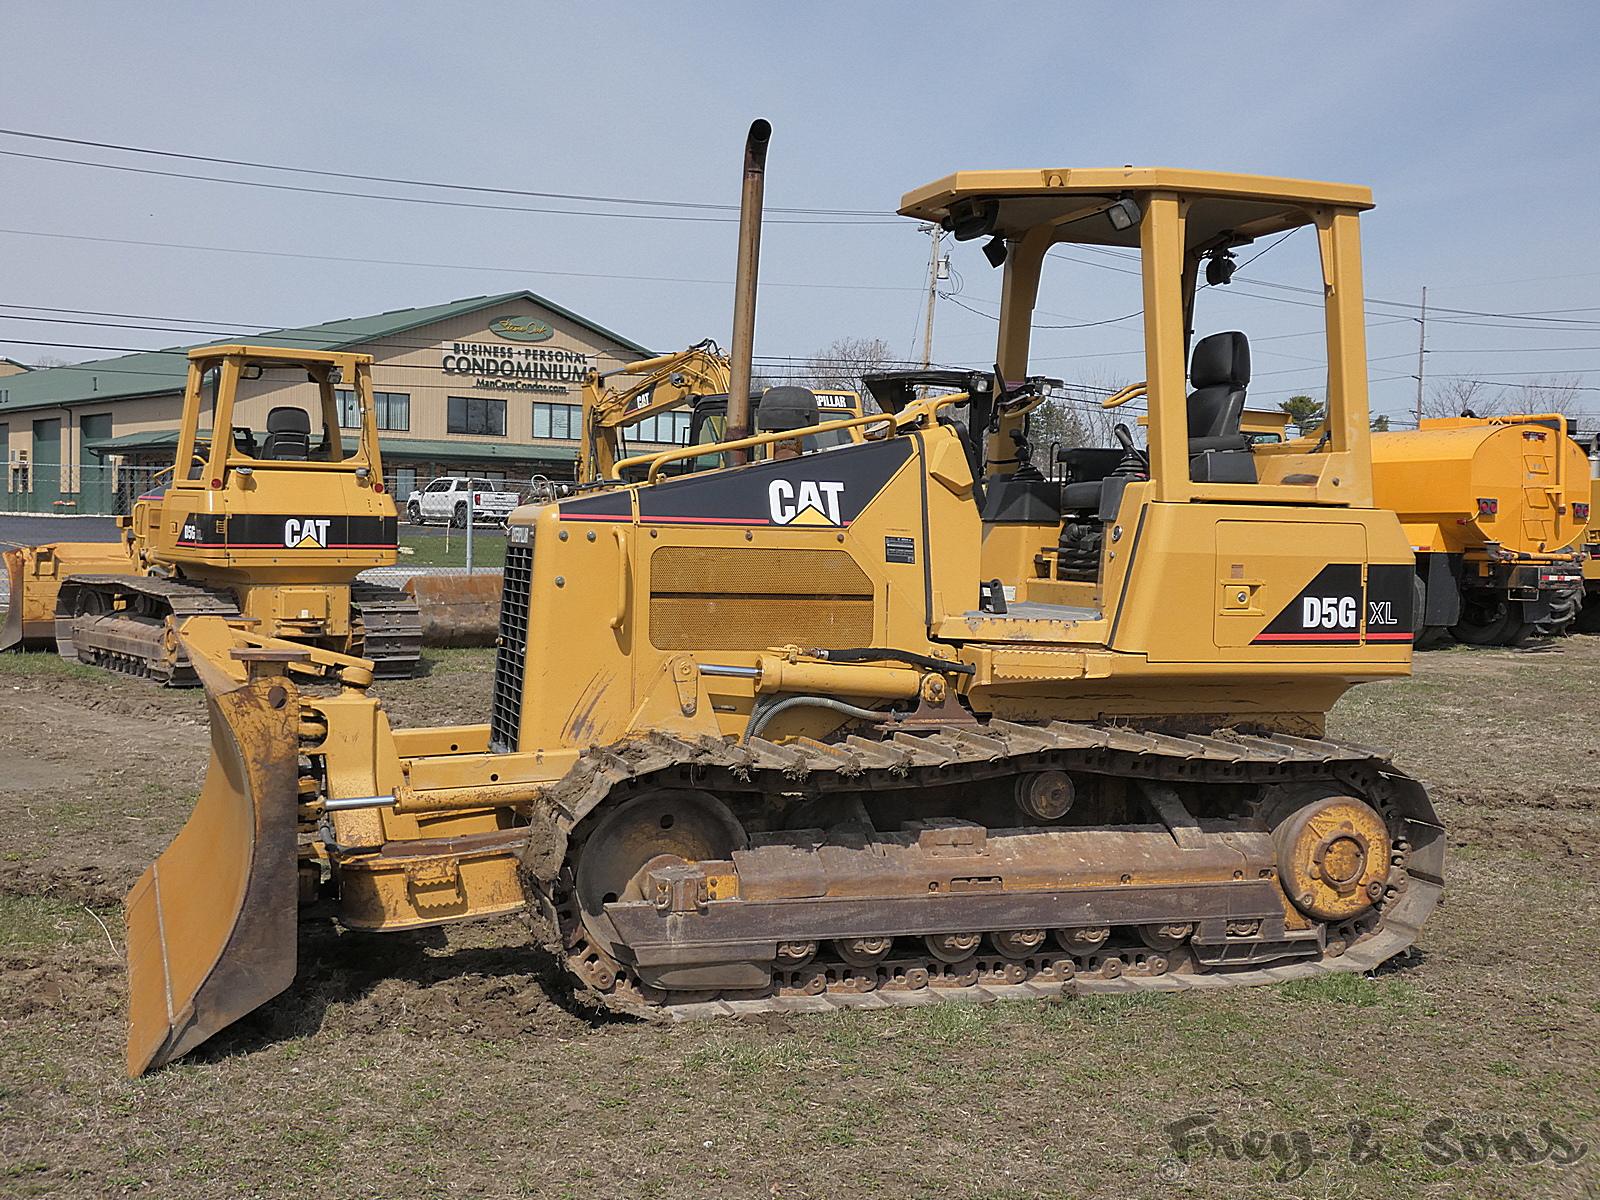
2, 462, 165, 517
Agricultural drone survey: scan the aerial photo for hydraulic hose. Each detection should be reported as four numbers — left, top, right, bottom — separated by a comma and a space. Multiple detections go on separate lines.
743, 694, 901, 743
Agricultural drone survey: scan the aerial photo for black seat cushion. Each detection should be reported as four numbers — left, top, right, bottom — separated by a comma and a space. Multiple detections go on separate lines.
1187, 331, 1250, 442
262, 406, 311, 461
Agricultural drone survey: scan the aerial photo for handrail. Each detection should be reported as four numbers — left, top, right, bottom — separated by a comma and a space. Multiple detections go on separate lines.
1100, 381, 1148, 410
616, 391, 974, 483
617, 410, 896, 483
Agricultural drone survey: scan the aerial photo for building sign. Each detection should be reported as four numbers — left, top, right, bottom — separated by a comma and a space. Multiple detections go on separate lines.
489, 315, 554, 343
442, 342, 591, 395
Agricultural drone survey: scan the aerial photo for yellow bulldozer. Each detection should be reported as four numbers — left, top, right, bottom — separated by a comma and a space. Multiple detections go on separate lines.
1370, 413, 1589, 647
0, 345, 421, 682
122, 123, 1444, 1075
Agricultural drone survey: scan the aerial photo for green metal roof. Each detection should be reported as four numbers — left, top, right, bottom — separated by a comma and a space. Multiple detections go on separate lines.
84, 428, 578, 465
0, 290, 652, 416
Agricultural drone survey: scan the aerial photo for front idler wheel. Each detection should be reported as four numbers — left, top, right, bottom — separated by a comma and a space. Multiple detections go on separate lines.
573, 790, 747, 965
1273, 795, 1391, 923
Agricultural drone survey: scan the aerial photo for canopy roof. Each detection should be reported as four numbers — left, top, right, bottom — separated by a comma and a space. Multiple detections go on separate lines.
899, 167, 1373, 251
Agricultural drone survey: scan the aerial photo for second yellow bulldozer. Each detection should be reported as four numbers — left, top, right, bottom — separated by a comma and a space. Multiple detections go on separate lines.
1, 345, 421, 681
121, 124, 1443, 1075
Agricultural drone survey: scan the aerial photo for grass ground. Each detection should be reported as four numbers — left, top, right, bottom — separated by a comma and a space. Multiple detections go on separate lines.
398, 525, 508, 570
0, 641, 1596, 1198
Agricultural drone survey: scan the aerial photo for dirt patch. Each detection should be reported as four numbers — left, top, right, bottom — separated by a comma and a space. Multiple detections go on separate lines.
1, 643, 1598, 1198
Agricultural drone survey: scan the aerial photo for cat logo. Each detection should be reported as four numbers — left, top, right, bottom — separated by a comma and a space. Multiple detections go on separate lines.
768, 479, 845, 526
283, 518, 332, 549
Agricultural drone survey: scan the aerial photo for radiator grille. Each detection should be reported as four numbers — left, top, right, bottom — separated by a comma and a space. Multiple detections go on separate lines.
489, 541, 533, 752
649, 546, 874, 650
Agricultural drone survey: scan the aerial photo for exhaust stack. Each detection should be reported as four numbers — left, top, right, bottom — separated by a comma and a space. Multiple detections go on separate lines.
725, 118, 771, 465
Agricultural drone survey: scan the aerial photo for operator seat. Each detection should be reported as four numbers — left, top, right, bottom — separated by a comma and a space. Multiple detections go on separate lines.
1186, 331, 1255, 483
261, 406, 311, 461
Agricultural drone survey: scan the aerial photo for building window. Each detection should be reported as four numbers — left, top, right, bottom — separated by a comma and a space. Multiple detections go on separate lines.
532, 402, 579, 440
447, 395, 506, 437
631, 410, 692, 445
337, 389, 410, 431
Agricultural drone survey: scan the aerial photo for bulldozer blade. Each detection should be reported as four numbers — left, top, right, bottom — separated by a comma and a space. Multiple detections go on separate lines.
0, 547, 26, 650
406, 570, 502, 647
1, 541, 138, 651
124, 632, 301, 1076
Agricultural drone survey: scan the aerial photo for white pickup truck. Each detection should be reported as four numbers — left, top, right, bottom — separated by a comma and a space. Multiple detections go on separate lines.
405, 477, 520, 527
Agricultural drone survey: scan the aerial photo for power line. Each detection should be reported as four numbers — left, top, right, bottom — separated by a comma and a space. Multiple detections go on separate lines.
0, 126, 886, 216
0, 227, 925, 294
0, 147, 897, 227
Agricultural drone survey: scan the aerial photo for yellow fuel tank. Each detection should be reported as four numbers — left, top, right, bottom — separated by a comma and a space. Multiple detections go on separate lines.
1371, 414, 1588, 646
1371, 415, 1588, 556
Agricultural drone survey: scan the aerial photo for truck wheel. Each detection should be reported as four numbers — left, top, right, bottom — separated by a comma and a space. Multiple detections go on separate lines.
407, 502, 424, 526
451, 504, 467, 529
1411, 574, 1451, 650
1450, 593, 1519, 646
1575, 590, 1600, 634
1510, 583, 1584, 645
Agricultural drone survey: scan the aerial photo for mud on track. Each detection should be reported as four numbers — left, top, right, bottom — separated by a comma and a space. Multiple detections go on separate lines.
1, 641, 1597, 1198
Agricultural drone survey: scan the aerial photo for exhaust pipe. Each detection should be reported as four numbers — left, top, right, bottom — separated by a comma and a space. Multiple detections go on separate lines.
725, 118, 771, 465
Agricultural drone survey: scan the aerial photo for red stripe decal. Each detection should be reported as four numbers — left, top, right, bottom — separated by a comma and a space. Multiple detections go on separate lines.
1252, 632, 1362, 643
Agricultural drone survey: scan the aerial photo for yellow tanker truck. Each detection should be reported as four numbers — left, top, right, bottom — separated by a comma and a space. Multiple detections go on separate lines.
1575, 430, 1600, 633
1370, 414, 1589, 647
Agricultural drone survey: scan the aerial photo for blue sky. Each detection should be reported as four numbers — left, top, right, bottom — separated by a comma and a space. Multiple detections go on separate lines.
3, 1, 1596, 425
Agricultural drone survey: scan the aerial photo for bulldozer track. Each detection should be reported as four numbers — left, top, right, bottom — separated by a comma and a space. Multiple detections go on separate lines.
57, 574, 242, 686
530, 720, 1444, 1019
59, 576, 423, 684
350, 583, 423, 678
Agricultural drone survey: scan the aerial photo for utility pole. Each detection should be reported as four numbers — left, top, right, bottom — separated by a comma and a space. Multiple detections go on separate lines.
1413, 285, 1428, 425
920, 224, 945, 368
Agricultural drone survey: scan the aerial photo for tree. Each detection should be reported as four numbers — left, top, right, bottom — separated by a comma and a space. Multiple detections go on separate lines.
803, 336, 897, 405
1029, 370, 1138, 452
1507, 374, 1583, 416
1370, 414, 1391, 432
1421, 377, 1497, 420
1279, 394, 1326, 435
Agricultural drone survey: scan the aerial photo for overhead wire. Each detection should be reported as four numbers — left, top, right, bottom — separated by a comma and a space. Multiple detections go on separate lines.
0, 126, 888, 215
0, 147, 897, 226
0, 227, 925, 294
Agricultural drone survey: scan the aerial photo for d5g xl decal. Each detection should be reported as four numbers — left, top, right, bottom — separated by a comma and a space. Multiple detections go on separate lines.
1364, 564, 1416, 642
1252, 563, 1415, 645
